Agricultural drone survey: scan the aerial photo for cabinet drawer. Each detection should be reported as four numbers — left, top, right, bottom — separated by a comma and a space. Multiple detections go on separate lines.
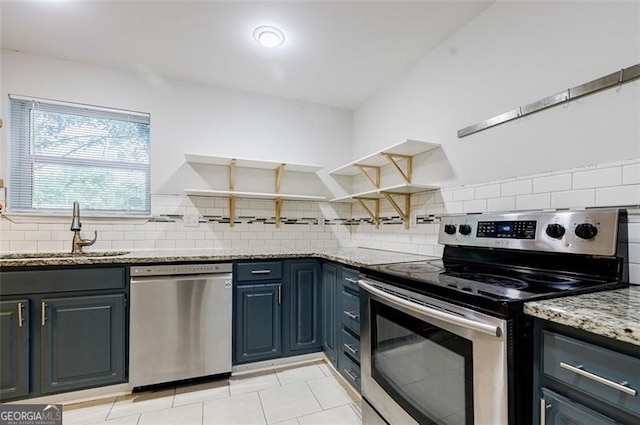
543, 331, 640, 416
1, 267, 125, 295
342, 268, 360, 292
339, 350, 361, 391
236, 262, 282, 282
341, 328, 360, 362
341, 290, 360, 336
541, 388, 620, 424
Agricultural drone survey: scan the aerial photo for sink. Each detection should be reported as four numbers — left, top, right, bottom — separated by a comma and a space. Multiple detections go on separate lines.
0, 251, 131, 260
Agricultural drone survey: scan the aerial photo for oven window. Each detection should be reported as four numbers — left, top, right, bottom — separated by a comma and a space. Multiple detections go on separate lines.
372, 301, 474, 425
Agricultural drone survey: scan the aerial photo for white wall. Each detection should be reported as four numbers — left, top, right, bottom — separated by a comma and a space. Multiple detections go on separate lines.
353, 1, 640, 188
0, 50, 353, 195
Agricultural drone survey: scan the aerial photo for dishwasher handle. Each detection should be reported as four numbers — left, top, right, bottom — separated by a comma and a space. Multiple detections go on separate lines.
131, 273, 233, 285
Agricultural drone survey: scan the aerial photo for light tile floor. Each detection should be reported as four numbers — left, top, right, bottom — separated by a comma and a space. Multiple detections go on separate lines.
63, 361, 362, 425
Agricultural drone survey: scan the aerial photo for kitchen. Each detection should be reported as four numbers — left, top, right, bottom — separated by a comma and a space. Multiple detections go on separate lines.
0, 1, 639, 425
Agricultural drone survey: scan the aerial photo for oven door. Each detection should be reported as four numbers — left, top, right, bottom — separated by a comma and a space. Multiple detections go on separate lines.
359, 278, 509, 425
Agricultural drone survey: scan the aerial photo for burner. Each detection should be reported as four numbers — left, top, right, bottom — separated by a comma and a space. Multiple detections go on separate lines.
385, 262, 443, 274
449, 272, 529, 290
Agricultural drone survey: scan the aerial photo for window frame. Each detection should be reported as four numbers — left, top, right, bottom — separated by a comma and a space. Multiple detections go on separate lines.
7, 95, 152, 217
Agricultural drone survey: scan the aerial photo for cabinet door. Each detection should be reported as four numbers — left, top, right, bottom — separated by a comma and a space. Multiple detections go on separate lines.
0, 300, 30, 400
321, 263, 338, 366
235, 284, 282, 364
541, 388, 621, 425
40, 294, 125, 394
288, 261, 322, 353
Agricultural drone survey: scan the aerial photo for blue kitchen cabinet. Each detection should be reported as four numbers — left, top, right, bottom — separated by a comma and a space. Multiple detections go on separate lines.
234, 283, 283, 364
40, 294, 126, 394
0, 299, 30, 400
0, 266, 128, 401
285, 260, 322, 355
233, 261, 284, 364
321, 262, 339, 367
533, 319, 640, 424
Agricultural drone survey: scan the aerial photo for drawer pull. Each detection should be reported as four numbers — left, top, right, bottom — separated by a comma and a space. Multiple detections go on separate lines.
344, 311, 359, 320
251, 270, 272, 274
343, 343, 358, 356
344, 277, 359, 284
559, 362, 638, 396
343, 368, 358, 383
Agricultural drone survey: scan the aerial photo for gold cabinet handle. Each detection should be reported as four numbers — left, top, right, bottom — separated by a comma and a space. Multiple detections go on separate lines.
17, 302, 24, 328
41, 302, 47, 327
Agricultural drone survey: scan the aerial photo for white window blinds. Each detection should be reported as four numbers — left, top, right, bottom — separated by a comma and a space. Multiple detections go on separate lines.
8, 96, 151, 215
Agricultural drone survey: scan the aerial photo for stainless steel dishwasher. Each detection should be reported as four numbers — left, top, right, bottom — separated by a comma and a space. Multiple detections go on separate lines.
129, 263, 232, 388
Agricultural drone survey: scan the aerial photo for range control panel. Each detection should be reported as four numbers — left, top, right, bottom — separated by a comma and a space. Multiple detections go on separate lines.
477, 220, 537, 239
438, 210, 622, 256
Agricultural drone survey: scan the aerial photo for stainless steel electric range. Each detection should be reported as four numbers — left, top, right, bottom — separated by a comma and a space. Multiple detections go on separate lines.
358, 209, 628, 425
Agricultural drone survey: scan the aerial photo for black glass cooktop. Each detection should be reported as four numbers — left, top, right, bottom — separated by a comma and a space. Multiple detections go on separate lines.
363, 259, 623, 305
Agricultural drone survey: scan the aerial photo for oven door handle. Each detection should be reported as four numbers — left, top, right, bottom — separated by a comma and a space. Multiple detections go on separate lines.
358, 280, 502, 338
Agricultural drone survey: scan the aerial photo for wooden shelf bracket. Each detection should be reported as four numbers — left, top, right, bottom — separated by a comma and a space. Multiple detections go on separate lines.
355, 197, 380, 229
355, 164, 381, 189
382, 153, 413, 184
275, 197, 283, 229
382, 192, 411, 230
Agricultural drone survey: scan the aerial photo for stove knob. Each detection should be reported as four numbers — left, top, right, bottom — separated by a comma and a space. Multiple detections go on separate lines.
575, 223, 598, 240
459, 224, 472, 235
444, 224, 457, 235
545, 223, 565, 239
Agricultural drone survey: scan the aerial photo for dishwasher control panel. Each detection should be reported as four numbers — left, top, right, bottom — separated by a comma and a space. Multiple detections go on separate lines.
130, 263, 233, 276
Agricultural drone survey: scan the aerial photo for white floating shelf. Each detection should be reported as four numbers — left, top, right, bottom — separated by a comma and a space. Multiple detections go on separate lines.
185, 154, 323, 173
329, 183, 439, 202
185, 189, 326, 201
329, 139, 440, 176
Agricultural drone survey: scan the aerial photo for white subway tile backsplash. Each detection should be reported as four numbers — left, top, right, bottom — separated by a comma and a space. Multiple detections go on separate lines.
453, 188, 475, 201
516, 194, 551, 211
532, 174, 572, 194
501, 180, 532, 197
487, 197, 515, 212
628, 243, 640, 264
623, 164, 640, 185
628, 223, 640, 243
475, 184, 501, 199
9, 241, 37, 251
573, 167, 622, 189
24, 231, 51, 241
463, 199, 487, 213
444, 201, 464, 214
629, 263, 640, 285
595, 185, 640, 207
551, 190, 595, 209
37, 241, 64, 251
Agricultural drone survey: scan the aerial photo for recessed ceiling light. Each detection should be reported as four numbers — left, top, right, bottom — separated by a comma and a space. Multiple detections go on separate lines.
253, 26, 285, 49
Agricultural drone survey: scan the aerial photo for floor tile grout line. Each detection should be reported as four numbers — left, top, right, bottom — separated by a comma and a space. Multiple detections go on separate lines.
256, 390, 269, 425
304, 378, 327, 412
104, 394, 119, 421
200, 401, 205, 425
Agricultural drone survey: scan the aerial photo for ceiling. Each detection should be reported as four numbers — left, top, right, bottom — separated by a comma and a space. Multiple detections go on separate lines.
0, 1, 493, 110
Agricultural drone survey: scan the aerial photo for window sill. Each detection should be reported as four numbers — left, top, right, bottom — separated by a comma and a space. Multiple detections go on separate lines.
1, 212, 152, 224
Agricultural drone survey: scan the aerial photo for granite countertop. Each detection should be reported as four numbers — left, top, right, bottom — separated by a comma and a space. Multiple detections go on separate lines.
524, 286, 640, 347
0, 246, 434, 269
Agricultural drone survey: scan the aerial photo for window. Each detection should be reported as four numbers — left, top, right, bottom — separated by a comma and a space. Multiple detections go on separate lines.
8, 96, 151, 216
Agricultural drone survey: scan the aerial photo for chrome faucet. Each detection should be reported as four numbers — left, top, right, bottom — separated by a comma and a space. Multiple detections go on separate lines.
70, 201, 97, 254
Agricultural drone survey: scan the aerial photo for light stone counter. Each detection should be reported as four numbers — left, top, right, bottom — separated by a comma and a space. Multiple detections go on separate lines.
524, 286, 640, 347
0, 246, 434, 269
